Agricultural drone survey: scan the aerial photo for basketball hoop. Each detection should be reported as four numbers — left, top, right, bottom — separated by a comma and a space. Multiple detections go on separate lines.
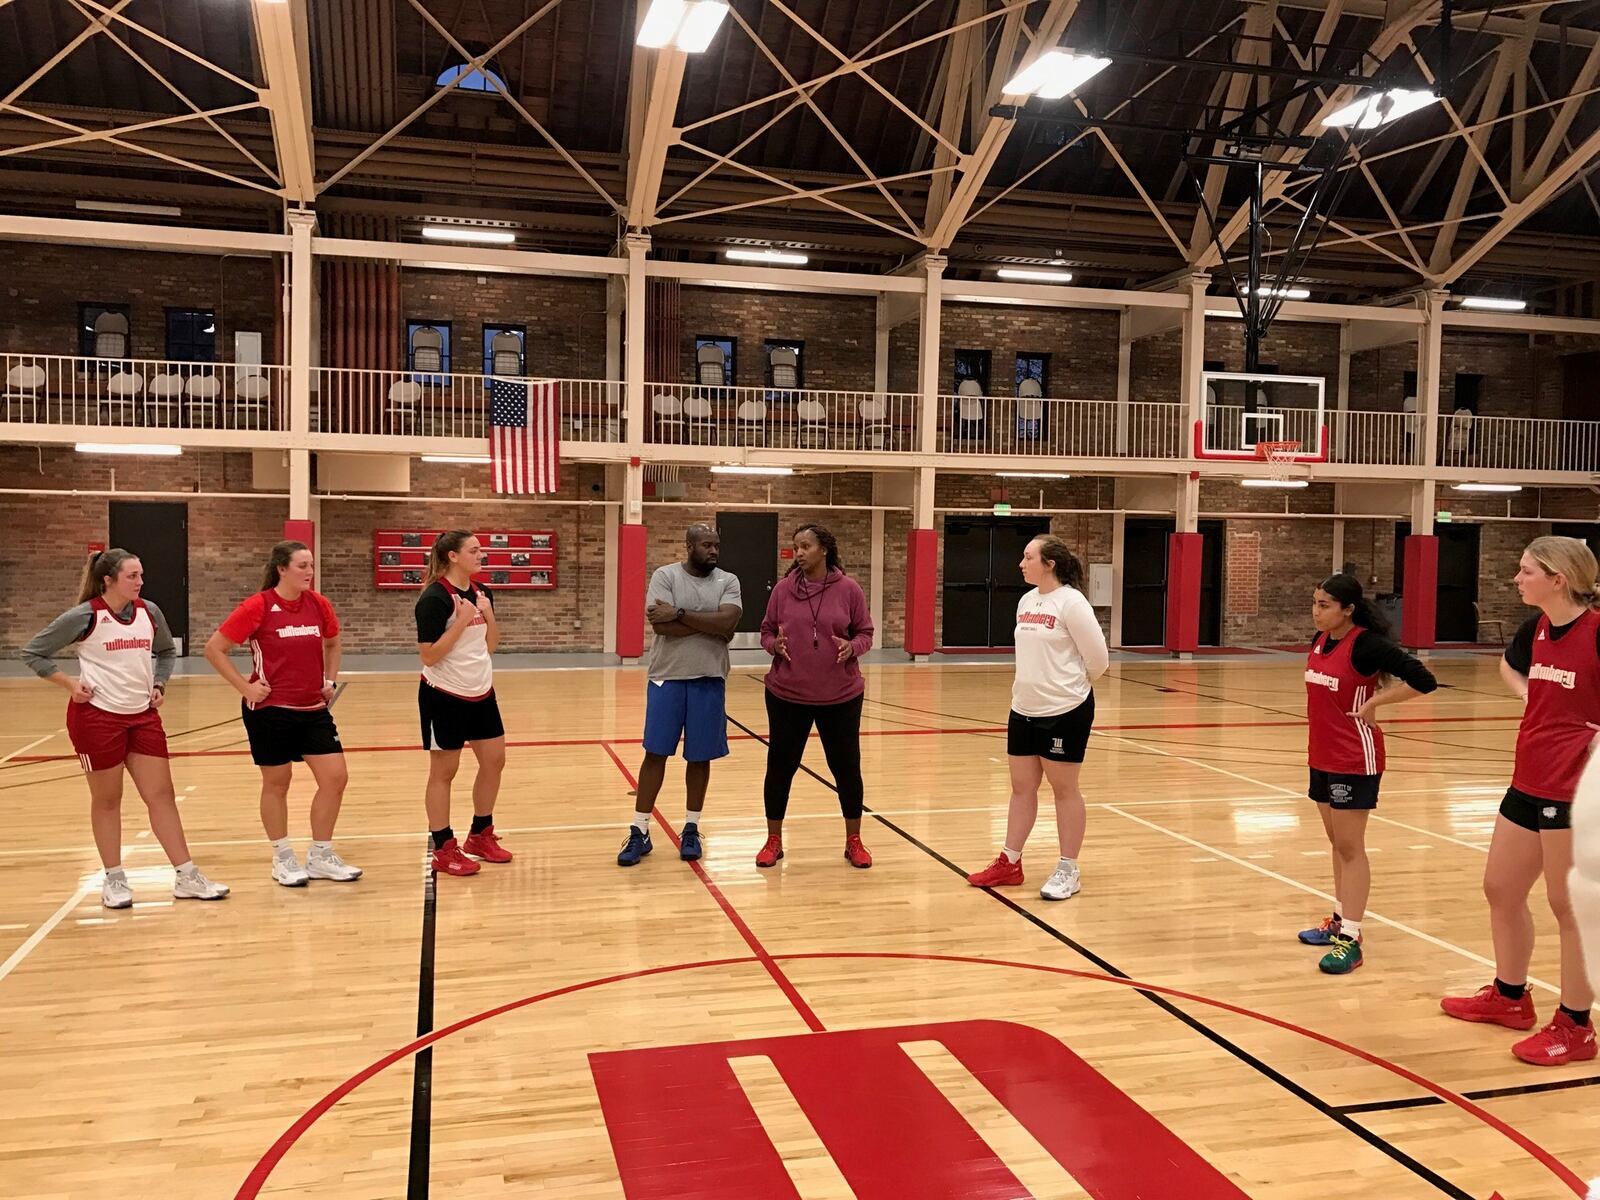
1255, 440, 1302, 483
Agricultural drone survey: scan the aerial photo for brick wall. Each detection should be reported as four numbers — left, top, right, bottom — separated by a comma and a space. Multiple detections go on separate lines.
938, 304, 1119, 399
677, 289, 876, 391
0, 447, 284, 655
0, 244, 278, 361
401, 269, 608, 379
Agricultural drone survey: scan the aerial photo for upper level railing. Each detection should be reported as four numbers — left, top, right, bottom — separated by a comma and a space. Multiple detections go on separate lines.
936, 395, 1184, 458
313, 369, 623, 444
1436, 412, 1600, 473
2, 352, 286, 431
642, 383, 918, 452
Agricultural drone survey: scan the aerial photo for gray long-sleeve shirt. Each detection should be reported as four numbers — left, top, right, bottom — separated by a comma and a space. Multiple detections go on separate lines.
22, 600, 177, 687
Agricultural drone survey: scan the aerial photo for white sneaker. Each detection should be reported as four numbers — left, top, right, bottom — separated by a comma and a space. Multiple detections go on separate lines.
271, 853, 310, 887
102, 874, 133, 909
174, 867, 230, 900
305, 846, 363, 882
1040, 865, 1081, 901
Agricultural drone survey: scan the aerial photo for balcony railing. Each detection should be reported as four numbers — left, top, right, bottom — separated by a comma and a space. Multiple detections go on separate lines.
1327, 409, 1410, 466
313, 369, 623, 443
1, 353, 286, 431
1437, 412, 1600, 473
936, 396, 1184, 458
644, 383, 918, 451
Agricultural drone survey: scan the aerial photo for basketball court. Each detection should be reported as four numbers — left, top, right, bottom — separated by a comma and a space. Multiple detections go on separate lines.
0, 653, 1591, 1199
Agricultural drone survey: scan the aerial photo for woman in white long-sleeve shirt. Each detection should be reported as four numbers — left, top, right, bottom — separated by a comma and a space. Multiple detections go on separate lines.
967, 535, 1109, 901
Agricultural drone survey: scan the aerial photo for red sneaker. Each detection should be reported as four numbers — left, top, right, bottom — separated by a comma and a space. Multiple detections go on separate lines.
431, 839, 481, 877
755, 835, 784, 868
844, 835, 872, 869
966, 853, 1023, 888
1440, 983, 1537, 1030
462, 826, 513, 863
1511, 1011, 1597, 1066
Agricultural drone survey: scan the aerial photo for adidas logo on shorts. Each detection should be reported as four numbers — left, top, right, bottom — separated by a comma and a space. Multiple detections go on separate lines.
1544, 807, 1558, 819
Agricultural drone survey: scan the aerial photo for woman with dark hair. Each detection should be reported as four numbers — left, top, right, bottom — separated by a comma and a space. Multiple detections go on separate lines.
1442, 536, 1599, 1065
968, 535, 1107, 901
1297, 572, 1436, 975
205, 540, 360, 887
22, 549, 228, 906
756, 524, 875, 869
415, 530, 511, 878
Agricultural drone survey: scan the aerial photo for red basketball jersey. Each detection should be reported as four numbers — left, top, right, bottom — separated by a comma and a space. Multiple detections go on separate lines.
217, 589, 339, 711
1306, 629, 1384, 776
1512, 609, 1600, 803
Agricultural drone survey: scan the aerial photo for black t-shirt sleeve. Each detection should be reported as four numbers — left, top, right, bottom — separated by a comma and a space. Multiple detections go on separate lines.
1503, 615, 1540, 675
1352, 633, 1438, 693
415, 584, 450, 644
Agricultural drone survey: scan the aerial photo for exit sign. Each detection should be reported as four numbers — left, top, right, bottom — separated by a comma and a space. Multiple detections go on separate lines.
993, 502, 1012, 515
1436, 510, 1453, 523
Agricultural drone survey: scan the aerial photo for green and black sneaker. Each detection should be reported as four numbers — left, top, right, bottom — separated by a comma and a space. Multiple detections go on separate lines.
1318, 935, 1364, 975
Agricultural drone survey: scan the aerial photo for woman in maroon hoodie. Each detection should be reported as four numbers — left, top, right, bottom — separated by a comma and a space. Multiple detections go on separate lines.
758, 524, 875, 869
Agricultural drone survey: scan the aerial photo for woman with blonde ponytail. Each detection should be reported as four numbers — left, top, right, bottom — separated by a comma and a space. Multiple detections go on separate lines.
21, 549, 229, 907
1442, 536, 1600, 1066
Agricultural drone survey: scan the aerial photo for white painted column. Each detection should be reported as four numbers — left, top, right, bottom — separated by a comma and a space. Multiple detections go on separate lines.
1109, 510, 1126, 647
1412, 291, 1446, 536
1178, 272, 1209, 473
286, 209, 316, 519
1335, 320, 1351, 462
874, 292, 891, 395
1115, 307, 1132, 455
624, 232, 650, 454
869, 507, 885, 642
917, 254, 946, 455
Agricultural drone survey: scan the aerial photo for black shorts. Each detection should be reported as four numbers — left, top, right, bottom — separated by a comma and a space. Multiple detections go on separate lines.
1500, 786, 1573, 831
1309, 769, 1380, 810
1007, 695, 1094, 763
419, 681, 505, 751
241, 703, 343, 767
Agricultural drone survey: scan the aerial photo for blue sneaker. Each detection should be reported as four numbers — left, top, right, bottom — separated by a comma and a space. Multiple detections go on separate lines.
1298, 915, 1342, 945
617, 827, 652, 866
679, 824, 702, 862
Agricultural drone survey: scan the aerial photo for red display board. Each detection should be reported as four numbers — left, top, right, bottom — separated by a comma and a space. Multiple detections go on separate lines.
373, 530, 556, 590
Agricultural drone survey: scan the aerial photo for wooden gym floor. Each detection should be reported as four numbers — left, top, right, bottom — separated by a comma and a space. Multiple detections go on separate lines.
0, 656, 1592, 1199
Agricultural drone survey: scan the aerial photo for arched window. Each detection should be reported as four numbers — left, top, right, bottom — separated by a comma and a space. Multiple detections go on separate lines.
435, 62, 507, 94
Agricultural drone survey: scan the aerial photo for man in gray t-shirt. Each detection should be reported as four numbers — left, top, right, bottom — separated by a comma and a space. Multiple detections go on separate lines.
617, 525, 742, 868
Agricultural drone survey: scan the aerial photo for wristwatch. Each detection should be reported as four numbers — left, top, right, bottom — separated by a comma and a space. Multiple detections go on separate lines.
675, 606, 686, 621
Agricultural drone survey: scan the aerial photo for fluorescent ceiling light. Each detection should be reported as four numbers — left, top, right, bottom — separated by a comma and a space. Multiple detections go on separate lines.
725, 248, 809, 265
638, 0, 729, 52
1240, 285, 1311, 300
75, 199, 182, 218
998, 472, 1071, 479
1323, 87, 1438, 130
1003, 49, 1111, 100
1452, 482, 1522, 493
421, 225, 516, 245
1241, 478, 1308, 489
997, 267, 1073, 283
1457, 296, 1527, 312
710, 465, 793, 476
75, 442, 182, 456
421, 454, 491, 464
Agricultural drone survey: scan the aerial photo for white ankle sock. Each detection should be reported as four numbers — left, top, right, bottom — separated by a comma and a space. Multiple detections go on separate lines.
272, 838, 294, 857
105, 866, 126, 882
1342, 919, 1363, 941
1057, 857, 1078, 874
685, 811, 702, 830
309, 841, 332, 854
175, 860, 196, 876
1002, 847, 1021, 864
632, 813, 651, 834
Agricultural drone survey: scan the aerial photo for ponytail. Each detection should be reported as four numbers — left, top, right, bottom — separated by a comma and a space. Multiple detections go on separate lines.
1319, 572, 1391, 638
78, 548, 136, 603
1030, 536, 1085, 591
423, 530, 474, 587
260, 540, 308, 592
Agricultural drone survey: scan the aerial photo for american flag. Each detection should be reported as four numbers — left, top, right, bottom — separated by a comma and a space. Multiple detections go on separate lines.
489, 378, 561, 494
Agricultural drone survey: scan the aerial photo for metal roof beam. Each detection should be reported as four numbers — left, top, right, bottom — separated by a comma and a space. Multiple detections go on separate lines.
251, 0, 316, 202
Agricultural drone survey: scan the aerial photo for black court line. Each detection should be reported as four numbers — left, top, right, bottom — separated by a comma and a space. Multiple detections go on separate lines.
1338, 1072, 1600, 1115
724, 707, 1477, 1200
406, 857, 439, 1200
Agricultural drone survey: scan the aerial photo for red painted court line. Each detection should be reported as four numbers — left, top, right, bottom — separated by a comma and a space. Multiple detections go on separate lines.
598, 740, 826, 1035
234, 951, 1587, 1198
10, 712, 1524, 766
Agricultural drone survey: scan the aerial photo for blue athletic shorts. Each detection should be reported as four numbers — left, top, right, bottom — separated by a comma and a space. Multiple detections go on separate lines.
642, 677, 729, 762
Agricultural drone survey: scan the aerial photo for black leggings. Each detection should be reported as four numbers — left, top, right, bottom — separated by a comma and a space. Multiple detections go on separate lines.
763, 691, 864, 822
